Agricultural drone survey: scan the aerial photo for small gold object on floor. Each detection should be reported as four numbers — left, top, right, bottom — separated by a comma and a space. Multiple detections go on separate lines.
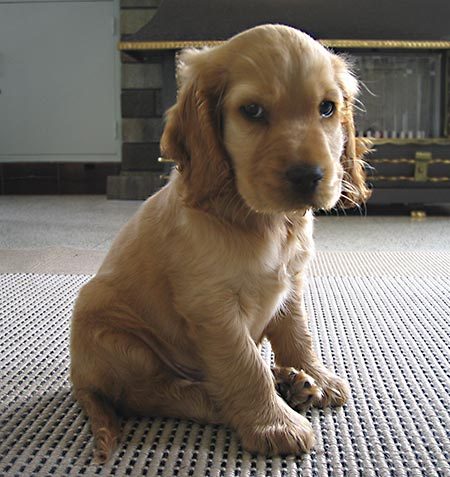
410, 210, 427, 219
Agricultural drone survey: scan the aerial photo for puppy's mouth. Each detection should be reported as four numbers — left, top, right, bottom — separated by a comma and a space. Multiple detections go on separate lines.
247, 185, 338, 214
283, 190, 336, 212
234, 165, 341, 213
291, 184, 341, 210
282, 167, 341, 211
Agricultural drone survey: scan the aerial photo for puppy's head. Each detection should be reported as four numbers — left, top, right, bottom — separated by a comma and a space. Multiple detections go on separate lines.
161, 24, 371, 212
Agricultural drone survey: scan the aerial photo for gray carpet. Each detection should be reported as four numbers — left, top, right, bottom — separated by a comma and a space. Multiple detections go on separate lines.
1, 252, 449, 476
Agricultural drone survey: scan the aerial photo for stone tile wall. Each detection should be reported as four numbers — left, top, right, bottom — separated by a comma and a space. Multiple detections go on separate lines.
108, 0, 165, 199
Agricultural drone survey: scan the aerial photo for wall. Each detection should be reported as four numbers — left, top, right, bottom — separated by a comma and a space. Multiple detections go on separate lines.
107, 0, 164, 199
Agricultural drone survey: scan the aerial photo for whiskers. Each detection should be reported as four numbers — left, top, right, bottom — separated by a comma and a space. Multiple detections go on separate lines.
359, 80, 377, 98
310, 170, 367, 218
336, 196, 367, 217
340, 157, 373, 172
329, 173, 368, 217
353, 97, 367, 114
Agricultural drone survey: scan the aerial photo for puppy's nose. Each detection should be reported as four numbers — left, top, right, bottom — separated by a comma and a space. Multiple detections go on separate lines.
285, 165, 324, 193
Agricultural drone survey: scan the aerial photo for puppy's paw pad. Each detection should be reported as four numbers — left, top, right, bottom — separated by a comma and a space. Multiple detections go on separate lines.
275, 367, 323, 411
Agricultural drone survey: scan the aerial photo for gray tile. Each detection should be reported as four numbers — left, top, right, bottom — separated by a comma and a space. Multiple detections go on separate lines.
122, 63, 163, 89
122, 118, 163, 142
0, 195, 141, 251
1, 196, 449, 275
314, 215, 450, 251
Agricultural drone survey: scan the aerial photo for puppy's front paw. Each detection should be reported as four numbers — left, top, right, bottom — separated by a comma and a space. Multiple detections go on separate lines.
274, 367, 323, 411
239, 398, 315, 455
314, 371, 350, 408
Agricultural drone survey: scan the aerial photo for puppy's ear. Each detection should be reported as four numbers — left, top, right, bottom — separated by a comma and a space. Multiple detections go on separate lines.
160, 48, 231, 206
333, 56, 372, 208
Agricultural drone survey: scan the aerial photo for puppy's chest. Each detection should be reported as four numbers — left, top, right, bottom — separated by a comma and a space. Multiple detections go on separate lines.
237, 245, 295, 342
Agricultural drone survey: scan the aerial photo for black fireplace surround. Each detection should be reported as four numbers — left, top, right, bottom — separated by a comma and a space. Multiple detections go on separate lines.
118, 0, 450, 206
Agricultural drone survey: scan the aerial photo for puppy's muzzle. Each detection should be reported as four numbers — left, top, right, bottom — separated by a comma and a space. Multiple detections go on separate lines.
285, 165, 324, 195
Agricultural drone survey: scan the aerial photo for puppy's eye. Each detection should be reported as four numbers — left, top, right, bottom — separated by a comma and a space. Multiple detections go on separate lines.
240, 104, 266, 121
319, 100, 335, 118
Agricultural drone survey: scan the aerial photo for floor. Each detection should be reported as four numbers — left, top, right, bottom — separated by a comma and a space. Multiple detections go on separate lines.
1, 196, 449, 475
1, 195, 449, 274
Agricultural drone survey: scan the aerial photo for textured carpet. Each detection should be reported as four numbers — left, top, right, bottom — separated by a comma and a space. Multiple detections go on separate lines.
1, 252, 449, 477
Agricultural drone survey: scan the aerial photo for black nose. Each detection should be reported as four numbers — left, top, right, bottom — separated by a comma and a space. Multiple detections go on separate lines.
285, 165, 324, 193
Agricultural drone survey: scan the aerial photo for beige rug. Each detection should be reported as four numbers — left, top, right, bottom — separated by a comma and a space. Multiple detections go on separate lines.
1, 252, 449, 476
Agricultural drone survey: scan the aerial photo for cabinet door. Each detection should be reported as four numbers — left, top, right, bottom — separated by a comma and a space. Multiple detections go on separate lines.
0, 1, 120, 162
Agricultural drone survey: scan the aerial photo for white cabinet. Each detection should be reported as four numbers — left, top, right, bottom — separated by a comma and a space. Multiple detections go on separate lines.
0, 1, 120, 162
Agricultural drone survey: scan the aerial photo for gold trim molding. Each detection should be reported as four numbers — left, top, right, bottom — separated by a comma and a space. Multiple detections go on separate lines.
320, 40, 450, 49
370, 158, 450, 165
119, 39, 450, 51
372, 176, 450, 182
120, 40, 224, 50
371, 138, 450, 146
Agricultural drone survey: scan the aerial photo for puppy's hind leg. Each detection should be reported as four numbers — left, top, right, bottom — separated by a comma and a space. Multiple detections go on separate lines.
72, 320, 220, 461
75, 388, 121, 463
125, 378, 222, 425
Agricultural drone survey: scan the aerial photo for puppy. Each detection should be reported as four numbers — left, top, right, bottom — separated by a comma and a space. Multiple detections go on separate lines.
70, 24, 370, 462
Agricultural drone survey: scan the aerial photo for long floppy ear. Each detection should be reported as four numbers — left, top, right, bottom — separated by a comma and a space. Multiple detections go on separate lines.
333, 56, 372, 208
160, 48, 232, 206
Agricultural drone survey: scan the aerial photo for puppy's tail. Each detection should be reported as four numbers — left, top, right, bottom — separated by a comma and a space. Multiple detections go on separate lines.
75, 389, 121, 463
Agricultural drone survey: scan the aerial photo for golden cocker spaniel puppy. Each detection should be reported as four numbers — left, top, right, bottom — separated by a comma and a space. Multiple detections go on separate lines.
70, 24, 371, 462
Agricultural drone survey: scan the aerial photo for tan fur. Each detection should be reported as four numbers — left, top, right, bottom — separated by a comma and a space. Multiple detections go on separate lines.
70, 24, 371, 462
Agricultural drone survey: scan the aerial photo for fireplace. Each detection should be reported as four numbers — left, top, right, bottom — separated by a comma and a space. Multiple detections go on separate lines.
114, 0, 450, 206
